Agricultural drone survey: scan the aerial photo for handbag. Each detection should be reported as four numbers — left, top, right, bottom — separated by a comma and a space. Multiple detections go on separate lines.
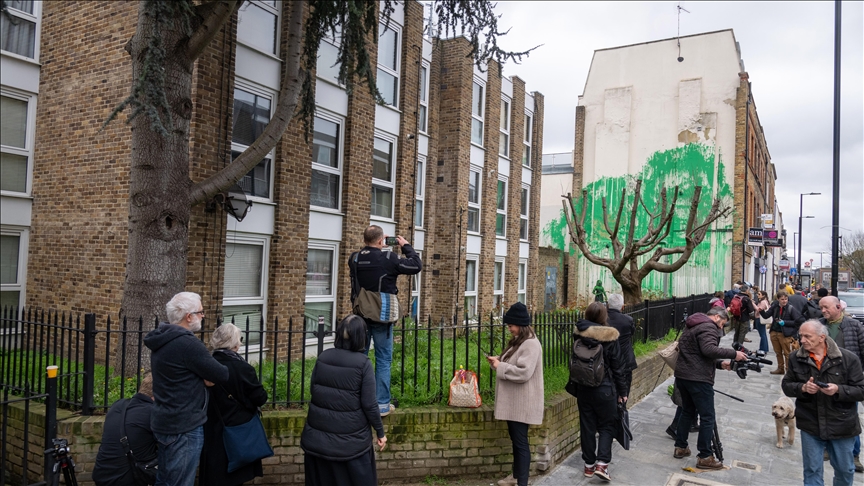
217, 387, 274, 473
613, 401, 632, 450
448, 368, 482, 408
658, 341, 679, 370
118, 399, 158, 486
351, 252, 400, 323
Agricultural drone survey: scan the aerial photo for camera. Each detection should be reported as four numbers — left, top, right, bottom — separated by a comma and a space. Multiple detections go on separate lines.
385, 236, 398, 246
731, 343, 774, 379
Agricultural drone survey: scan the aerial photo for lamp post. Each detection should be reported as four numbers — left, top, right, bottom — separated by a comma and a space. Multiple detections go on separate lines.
797, 192, 820, 284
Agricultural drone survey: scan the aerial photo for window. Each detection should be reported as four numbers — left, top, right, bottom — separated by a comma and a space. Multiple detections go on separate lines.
520, 186, 530, 240
467, 168, 481, 233
464, 258, 478, 319
414, 158, 426, 229
1, 92, 33, 194
517, 260, 527, 304
232, 86, 274, 199
1, 1, 38, 60
522, 113, 533, 167
310, 115, 343, 210
377, 24, 400, 107
471, 81, 484, 145
304, 244, 338, 336
223, 237, 269, 347
316, 39, 341, 82
371, 136, 395, 219
495, 178, 507, 237
411, 252, 422, 319
0, 231, 25, 310
493, 259, 505, 312
237, 1, 279, 55
418, 63, 429, 132
499, 98, 510, 157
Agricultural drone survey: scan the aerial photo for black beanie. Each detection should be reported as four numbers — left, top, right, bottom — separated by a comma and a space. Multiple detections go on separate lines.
503, 302, 531, 326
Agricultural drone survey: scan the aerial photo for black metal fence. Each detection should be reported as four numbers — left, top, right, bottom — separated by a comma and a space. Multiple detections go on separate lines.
0, 294, 711, 415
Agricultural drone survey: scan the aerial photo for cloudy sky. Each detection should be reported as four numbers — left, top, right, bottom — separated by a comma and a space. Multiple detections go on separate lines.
489, 1, 863, 272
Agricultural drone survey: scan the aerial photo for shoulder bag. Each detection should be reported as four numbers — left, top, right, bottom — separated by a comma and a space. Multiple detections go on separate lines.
217, 386, 274, 473
118, 399, 158, 486
351, 252, 400, 323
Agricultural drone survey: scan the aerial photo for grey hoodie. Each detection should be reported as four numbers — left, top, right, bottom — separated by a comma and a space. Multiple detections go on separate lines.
144, 323, 228, 435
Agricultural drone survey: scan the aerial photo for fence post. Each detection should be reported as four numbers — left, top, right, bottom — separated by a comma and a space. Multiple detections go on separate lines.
82, 313, 96, 416
316, 315, 326, 357
643, 300, 650, 342
44, 365, 58, 482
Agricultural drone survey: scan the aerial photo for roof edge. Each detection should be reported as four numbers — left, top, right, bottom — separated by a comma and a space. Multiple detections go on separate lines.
594, 28, 735, 53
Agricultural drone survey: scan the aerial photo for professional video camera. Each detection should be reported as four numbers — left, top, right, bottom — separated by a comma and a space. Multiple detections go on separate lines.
730, 343, 774, 379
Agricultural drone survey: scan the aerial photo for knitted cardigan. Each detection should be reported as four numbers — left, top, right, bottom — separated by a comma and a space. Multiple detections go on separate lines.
493, 337, 544, 425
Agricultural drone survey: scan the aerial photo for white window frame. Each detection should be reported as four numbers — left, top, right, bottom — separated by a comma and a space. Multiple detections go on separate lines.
467, 167, 481, 234
493, 258, 505, 313
411, 251, 422, 320
304, 240, 339, 343
522, 112, 533, 167
376, 22, 401, 108
517, 260, 527, 304
0, 226, 28, 311
520, 184, 530, 241
495, 176, 508, 238
310, 111, 345, 212
464, 256, 479, 319
231, 81, 276, 202
499, 96, 511, 158
236, 0, 281, 58
418, 61, 430, 133
0, 0, 41, 62
414, 156, 426, 229
316, 36, 342, 85
1, 89, 36, 196
371, 133, 397, 220
471, 79, 485, 146
222, 234, 270, 353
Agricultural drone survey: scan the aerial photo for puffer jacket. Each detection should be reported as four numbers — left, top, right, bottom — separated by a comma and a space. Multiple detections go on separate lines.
781, 337, 864, 440
674, 313, 737, 385
819, 315, 864, 367
300, 348, 384, 461
573, 320, 627, 396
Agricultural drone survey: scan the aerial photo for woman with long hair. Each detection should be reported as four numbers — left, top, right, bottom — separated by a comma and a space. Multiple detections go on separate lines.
754, 290, 771, 353
573, 302, 628, 482
301, 315, 386, 486
487, 302, 544, 486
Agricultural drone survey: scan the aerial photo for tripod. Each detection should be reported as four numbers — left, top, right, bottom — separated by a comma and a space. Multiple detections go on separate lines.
710, 388, 743, 463
45, 438, 78, 486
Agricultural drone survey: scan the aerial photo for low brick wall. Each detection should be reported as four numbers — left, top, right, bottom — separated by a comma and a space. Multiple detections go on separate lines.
2, 353, 673, 485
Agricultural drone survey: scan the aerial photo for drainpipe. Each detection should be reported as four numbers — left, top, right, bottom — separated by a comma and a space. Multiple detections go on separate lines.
406, 44, 423, 320
742, 81, 751, 283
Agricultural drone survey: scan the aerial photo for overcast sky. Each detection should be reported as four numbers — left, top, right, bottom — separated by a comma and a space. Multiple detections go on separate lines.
489, 1, 863, 272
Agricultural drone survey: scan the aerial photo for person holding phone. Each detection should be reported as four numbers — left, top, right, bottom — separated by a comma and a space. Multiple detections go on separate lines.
348, 225, 422, 416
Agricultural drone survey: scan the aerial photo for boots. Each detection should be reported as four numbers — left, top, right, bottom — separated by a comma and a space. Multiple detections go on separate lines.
770, 368, 785, 375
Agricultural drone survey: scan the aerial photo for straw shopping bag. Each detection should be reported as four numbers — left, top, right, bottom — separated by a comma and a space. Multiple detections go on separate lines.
448, 368, 482, 408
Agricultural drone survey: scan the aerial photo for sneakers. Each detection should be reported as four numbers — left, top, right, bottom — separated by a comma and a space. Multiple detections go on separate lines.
673, 447, 691, 459
497, 474, 517, 486
696, 456, 724, 469
770, 369, 785, 375
665, 426, 677, 440
583, 463, 595, 478
854, 455, 863, 473
593, 463, 611, 481
379, 404, 395, 416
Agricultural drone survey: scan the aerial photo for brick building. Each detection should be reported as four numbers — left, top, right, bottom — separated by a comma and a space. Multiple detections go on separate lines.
0, 1, 544, 352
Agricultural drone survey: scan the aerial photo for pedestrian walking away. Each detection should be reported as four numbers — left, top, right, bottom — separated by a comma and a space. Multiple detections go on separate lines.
606, 294, 638, 398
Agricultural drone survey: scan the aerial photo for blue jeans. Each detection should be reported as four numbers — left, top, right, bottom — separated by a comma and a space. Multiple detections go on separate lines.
754, 321, 770, 353
674, 378, 716, 459
154, 425, 204, 486
800, 430, 855, 486
364, 321, 393, 411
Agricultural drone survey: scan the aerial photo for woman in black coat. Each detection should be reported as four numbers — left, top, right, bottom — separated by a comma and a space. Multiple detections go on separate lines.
301, 315, 387, 486
199, 323, 268, 486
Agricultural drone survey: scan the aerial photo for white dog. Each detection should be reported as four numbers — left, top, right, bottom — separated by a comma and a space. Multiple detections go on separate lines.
771, 396, 796, 448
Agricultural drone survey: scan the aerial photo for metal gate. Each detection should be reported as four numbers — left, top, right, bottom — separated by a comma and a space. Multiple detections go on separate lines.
1, 368, 58, 486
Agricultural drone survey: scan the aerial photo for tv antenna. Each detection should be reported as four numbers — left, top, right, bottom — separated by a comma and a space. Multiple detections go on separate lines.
677, 2, 690, 62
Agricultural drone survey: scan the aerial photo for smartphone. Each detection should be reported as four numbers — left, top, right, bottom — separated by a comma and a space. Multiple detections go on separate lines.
815, 381, 829, 388
385, 236, 398, 246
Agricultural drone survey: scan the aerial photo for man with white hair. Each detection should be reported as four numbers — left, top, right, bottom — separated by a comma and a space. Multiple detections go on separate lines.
144, 292, 228, 486
606, 294, 637, 397
782, 320, 864, 485
819, 295, 864, 473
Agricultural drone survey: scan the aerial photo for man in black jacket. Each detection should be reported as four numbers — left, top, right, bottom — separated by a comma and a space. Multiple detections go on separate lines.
606, 294, 637, 397
673, 307, 747, 469
143, 292, 228, 486
348, 225, 422, 416
93, 375, 157, 486
728, 284, 756, 345
782, 320, 864, 485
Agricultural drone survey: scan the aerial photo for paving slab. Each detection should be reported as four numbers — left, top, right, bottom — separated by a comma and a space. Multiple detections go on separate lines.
535, 327, 864, 486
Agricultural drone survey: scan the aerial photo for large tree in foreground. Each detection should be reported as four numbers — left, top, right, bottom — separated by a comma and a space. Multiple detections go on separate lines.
108, 0, 534, 327
562, 179, 730, 305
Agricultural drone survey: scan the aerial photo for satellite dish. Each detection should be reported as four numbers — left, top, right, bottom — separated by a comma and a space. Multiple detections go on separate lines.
218, 184, 253, 222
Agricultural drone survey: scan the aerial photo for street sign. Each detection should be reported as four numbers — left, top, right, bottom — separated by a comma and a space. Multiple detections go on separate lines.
804, 261, 811, 268
779, 259, 790, 271
763, 229, 781, 247
760, 265, 767, 274
791, 267, 798, 276
761, 213, 774, 227
748, 227, 763, 246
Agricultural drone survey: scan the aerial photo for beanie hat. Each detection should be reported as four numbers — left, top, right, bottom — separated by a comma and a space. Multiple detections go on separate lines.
503, 302, 531, 326
817, 288, 829, 297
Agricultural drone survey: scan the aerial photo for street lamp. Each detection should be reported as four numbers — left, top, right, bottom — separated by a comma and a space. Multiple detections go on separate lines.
797, 192, 820, 284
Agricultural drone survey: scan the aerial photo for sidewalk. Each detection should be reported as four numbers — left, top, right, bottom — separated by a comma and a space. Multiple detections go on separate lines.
535, 327, 864, 486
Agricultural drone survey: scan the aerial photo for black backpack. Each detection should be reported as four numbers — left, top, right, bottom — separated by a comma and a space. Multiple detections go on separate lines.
569, 338, 605, 387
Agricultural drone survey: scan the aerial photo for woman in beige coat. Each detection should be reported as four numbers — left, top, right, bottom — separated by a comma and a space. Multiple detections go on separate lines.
487, 302, 544, 486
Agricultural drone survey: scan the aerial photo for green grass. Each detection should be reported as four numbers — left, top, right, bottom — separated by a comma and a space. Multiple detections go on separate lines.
633, 328, 677, 358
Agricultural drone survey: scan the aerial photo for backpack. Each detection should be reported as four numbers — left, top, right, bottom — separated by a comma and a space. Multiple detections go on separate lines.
729, 294, 744, 318
569, 338, 605, 387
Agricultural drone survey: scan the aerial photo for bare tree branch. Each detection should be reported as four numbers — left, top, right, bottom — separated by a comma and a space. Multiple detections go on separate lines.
562, 193, 614, 269
185, 1, 239, 64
